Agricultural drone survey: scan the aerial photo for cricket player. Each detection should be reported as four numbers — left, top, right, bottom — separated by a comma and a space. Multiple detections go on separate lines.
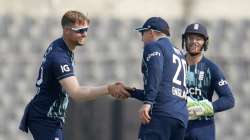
19, 10, 129, 140
182, 23, 235, 140
118, 17, 189, 140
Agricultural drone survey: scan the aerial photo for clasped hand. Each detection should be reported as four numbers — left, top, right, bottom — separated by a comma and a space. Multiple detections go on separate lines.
108, 82, 132, 99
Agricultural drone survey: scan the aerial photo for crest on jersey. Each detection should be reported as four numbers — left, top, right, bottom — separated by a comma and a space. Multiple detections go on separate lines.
198, 71, 204, 81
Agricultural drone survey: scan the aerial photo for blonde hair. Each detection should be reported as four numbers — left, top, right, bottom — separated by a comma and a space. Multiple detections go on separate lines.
61, 10, 90, 27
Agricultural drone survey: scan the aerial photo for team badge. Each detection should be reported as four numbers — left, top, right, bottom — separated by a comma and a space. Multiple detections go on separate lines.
198, 71, 204, 81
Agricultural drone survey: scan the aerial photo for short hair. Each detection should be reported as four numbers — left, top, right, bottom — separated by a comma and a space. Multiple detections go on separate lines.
161, 28, 170, 36
61, 10, 90, 27
153, 28, 170, 37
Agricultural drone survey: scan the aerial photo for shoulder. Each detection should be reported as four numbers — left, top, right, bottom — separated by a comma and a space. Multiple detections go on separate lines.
143, 41, 162, 54
203, 57, 219, 69
158, 37, 173, 47
202, 57, 224, 76
50, 39, 68, 57
143, 42, 163, 62
173, 47, 184, 56
144, 37, 173, 51
46, 39, 70, 63
144, 41, 161, 49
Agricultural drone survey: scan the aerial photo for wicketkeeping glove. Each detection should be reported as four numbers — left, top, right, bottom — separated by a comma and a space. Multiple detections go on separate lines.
187, 96, 214, 120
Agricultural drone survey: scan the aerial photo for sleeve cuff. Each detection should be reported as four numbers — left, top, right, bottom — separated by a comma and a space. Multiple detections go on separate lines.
143, 101, 154, 106
57, 73, 74, 80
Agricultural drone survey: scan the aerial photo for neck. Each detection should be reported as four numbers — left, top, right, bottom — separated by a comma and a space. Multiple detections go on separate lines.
63, 36, 76, 52
186, 53, 203, 65
154, 34, 168, 41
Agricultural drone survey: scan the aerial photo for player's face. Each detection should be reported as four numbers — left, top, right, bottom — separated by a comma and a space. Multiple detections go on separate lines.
66, 21, 89, 46
186, 34, 205, 56
141, 30, 153, 45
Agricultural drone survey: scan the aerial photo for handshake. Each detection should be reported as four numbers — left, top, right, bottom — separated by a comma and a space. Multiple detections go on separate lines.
107, 82, 134, 99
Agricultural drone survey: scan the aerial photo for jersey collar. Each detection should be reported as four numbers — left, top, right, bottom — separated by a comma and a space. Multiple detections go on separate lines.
60, 37, 73, 55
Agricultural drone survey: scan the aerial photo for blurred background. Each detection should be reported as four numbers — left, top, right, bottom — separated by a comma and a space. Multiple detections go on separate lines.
0, 0, 250, 139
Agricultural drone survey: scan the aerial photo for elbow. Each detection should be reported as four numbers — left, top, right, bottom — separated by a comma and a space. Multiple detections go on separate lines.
228, 96, 235, 109
68, 88, 82, 101
213, 95, 235, 112
224, 96, 235, 110
70, 92, 89, 102
69, 92, 80, 101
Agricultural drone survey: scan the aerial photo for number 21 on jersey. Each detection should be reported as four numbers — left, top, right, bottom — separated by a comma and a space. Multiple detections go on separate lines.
172, 54, 187, 99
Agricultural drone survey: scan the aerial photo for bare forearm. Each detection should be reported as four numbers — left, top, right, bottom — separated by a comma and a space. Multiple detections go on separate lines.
71, 85, 109, 101
60, 76, 110, 101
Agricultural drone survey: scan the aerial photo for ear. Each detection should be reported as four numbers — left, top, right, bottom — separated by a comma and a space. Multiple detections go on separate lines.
182, 34, 185, 49
63, 27, 71, 35
203, 39, 209, 51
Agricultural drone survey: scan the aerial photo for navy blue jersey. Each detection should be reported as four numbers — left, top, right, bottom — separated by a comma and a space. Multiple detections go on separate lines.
21, 37, 75, 129
131, 37, 188, 127
186, 56, 235, 121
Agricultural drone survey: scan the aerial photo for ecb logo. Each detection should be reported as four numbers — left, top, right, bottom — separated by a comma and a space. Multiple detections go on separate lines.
198, 71, 204, 81
61, 65, 70, 73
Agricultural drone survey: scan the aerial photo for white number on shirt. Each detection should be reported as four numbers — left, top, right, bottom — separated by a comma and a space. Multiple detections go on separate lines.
173, 54, 186, 86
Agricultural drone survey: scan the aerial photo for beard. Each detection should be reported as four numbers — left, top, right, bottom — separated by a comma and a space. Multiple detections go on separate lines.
76, 38, 86, 46
188, 51, 202, 56
186, 44, 203, 56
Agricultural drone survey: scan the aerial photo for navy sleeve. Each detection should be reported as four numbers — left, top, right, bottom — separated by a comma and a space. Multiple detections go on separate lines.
211, 64, 235, 113
142, 43, 164, 105
129, 88, 145, 101
51, 53, 74, 80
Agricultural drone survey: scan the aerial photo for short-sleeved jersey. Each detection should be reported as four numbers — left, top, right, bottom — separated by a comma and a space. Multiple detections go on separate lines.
186, 56, 234, 121
28, 37, 75, 127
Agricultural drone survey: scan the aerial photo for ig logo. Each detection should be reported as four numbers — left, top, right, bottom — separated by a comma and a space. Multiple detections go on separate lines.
61, 65, 70, 73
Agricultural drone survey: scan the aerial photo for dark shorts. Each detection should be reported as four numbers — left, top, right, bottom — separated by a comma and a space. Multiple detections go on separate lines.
184, 120, 215, 140
19, 103, 64, 140
28, 121, 64, 140
139, 116, 186, 140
